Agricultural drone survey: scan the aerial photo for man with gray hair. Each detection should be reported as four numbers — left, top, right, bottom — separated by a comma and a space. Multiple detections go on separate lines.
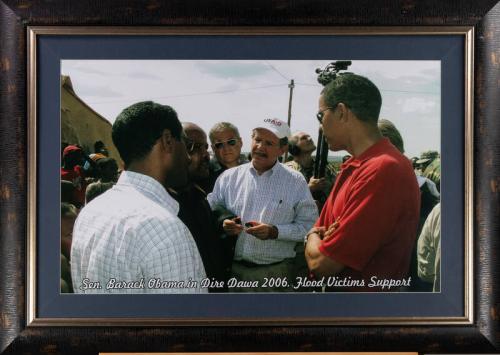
207, 118, 318, 292
205, 122, 248, 193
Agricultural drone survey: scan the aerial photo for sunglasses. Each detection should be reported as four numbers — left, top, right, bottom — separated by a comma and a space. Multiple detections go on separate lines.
316, 107, 335, 124
213, 138, 239, 150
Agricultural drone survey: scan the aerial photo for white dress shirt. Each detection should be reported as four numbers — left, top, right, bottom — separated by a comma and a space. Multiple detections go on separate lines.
71, 171, 207, 294
207, 162, 318, 264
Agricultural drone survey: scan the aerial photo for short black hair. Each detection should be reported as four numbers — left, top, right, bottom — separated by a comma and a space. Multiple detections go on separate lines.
321, 73, 382, 124
112, 101, 182, 166
96, 157, 118, 170
94, 140, 105, 152
61, 202, 77, 218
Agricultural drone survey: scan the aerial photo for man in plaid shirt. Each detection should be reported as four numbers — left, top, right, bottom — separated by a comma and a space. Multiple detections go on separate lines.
71, 101, 207, 294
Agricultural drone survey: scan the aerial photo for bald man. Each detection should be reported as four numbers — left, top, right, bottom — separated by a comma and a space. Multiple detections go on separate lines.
169, 122, 233, 292
285, 131, 337, 210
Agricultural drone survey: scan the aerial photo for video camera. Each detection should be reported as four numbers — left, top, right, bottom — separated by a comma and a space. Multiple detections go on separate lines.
313, 60, 352, 179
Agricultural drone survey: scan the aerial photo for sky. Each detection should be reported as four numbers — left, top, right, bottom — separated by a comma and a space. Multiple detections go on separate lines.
61, 60, 440, 159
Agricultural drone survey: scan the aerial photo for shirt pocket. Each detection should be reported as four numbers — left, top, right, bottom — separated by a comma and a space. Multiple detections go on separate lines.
265, 199, 294, 224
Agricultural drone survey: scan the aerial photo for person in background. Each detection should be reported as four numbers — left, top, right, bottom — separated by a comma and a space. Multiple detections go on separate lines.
169, 122, 232, 292
205, 122, 248, 193
285, 131, 336, 210
305, 74, 420, 292
208, 118, 318, 292
61, 180, 78, 206
94, 140, 109, 157
71, 101, 207, 294
61, 202, 78, 260
85, 181, 114, 204
417, 203, 441, 291
61, 145, 87, 208
377, 119, 404, 153
61, 202, 78, 293
422, 155, 441, 193
378, 118, 439, 291
415, 150, 439, 176
83, 151, 106, 179
285, 131, 336, 286
85, 158, 119, 204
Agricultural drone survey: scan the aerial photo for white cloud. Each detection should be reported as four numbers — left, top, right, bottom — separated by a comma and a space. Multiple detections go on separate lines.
61, 60, 441, 158
399, 97, 438, 114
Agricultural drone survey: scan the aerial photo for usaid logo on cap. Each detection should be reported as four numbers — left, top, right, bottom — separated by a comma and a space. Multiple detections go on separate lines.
264, 118, 282, 126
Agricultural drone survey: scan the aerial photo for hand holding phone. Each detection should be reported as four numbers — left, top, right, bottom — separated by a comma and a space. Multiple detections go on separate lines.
222, 216, 244, 236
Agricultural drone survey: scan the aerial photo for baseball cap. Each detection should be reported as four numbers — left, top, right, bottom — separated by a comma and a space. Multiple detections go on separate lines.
416, 150, 439, 164
62, 145, 82, 158
89, 153, 106, 162
255, 118, 291, 140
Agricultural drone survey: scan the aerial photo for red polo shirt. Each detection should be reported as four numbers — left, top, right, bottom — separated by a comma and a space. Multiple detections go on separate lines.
317, 138, 420, 291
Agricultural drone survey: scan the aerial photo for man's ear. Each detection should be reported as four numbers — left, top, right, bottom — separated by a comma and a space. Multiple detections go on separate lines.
159, 129, 174, 154
337, 103, 350, 123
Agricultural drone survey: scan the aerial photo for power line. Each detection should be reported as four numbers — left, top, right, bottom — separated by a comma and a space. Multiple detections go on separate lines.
295, 83, 439, 95
86, 83, 288, 105
381, 89, 440, 95
295, 82, 320, 87
85, 82, 439, 106
265, 61, 290, 82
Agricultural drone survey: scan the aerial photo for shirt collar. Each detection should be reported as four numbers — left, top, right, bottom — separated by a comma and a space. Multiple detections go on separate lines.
249, 160, 282, 177
116, 170, 179, 215
211, 155, 249, 169
340, 137, 392, 170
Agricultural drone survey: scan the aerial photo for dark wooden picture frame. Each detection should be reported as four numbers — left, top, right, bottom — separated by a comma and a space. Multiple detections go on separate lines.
1, 1, 499, 354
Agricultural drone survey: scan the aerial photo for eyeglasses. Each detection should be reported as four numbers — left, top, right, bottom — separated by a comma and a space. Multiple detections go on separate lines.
213, 138, 239, 150
185, 139, 209, 154
316, 107, 335, 124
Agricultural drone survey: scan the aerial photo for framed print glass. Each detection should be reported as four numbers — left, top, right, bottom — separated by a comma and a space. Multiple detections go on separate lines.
1, 1, 499, 354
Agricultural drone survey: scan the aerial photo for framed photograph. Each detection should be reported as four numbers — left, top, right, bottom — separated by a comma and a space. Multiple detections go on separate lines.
1, 1, 499, 354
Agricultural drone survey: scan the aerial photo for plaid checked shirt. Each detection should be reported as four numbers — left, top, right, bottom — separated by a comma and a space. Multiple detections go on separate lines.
207, 162, 318, 264
71, 171, 207, 294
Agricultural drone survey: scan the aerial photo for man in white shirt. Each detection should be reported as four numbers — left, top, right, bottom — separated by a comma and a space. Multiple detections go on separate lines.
207, 118, 318, 292
71, 101, 207, 294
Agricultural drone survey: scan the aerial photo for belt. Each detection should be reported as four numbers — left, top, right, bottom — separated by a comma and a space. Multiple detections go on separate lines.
234, 259, 284, 268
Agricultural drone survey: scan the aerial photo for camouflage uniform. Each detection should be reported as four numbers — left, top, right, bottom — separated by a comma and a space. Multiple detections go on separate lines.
423, 158, 441, 192
416, 150, 439, 176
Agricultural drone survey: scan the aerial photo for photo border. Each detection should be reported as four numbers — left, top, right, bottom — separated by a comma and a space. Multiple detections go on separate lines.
1, 1, 499, 353
27, 26, 473, 327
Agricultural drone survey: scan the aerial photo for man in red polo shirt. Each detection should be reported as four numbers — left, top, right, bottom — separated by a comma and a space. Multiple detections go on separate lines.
304, 73, 420, 292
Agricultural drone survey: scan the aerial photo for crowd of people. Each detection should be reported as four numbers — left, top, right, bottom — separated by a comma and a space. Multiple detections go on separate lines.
61, 73, 441, 294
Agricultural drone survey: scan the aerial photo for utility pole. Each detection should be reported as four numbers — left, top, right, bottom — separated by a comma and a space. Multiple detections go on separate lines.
283, 79, 294, 162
